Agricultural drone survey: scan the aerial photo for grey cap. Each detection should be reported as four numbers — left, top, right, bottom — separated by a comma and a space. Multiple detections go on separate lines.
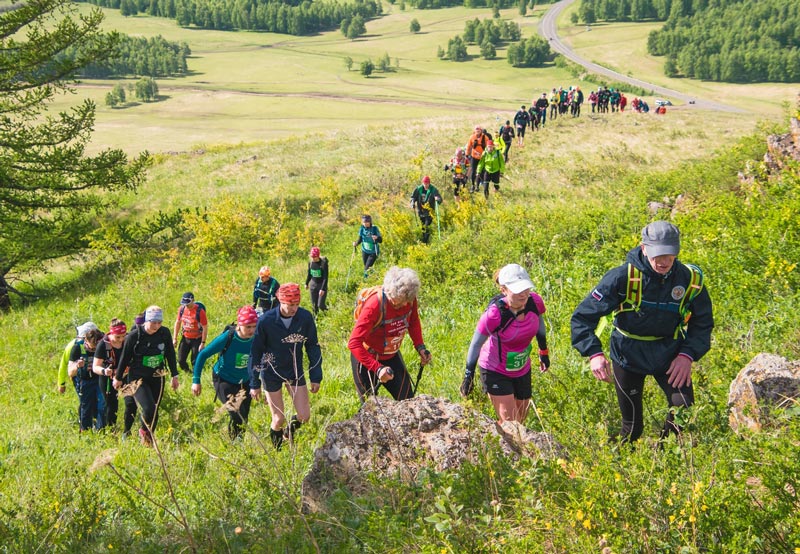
641, 221, 680, 257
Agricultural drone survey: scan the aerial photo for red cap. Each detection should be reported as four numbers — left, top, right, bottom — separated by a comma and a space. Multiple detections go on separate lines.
237, 305, 258, 325
310, 246, 321, 258
486, 140, 494, 147
276, 283, 301, 304
422, 175, 431, 185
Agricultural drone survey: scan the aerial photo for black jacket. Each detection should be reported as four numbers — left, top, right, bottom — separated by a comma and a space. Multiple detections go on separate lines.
570, 247, 714, 374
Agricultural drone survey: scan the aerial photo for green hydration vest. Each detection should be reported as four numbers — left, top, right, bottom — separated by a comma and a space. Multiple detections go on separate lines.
598, 263, 704, 341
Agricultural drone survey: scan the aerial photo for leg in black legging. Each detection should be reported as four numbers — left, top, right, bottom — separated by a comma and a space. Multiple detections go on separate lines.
351, 352, 413, 402
612, 362, 646, 442
653, 371, 694, 440
134, 374, 165, 433
214, 378, 252, 439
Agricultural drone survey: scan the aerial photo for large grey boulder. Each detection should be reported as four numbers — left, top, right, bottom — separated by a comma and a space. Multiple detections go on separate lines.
301, 394, 564, 512
728, 353, 800, 433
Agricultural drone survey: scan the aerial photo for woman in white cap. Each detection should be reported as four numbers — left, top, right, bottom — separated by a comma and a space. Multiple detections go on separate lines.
113, 305, 179, 446
460, 263, 550, 423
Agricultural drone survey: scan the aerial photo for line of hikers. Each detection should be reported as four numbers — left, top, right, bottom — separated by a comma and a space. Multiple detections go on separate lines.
60, 221, 713, 450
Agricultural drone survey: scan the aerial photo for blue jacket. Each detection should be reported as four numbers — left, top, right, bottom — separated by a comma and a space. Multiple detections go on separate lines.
571, 247, 714, 374
248, 307, 322, 388
193, 328, 253, 385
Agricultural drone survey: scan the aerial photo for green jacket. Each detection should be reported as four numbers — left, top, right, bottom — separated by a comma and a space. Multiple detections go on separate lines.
477, 149, 505, 175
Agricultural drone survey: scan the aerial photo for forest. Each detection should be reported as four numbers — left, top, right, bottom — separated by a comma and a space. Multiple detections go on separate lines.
76, 0, 383, 35
64, 35, 191, 78
576, 0, 800, 83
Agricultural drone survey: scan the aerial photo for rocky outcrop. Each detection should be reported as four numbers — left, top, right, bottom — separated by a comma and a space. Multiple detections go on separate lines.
301, 395, 564, 512
728, 353, 800, 433
763, 93, 800, 172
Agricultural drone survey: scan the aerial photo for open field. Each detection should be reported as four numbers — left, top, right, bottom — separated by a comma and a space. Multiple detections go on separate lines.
45, 3, 793, 155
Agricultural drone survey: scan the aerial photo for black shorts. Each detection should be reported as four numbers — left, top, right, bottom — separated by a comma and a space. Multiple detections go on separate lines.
479, 367, 531, 400
516, 125, 525, 137
484, 171, 501, 184
261, 372, 306, 393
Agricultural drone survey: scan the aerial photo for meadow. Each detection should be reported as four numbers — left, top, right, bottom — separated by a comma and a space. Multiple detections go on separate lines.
2, 2, 799, 552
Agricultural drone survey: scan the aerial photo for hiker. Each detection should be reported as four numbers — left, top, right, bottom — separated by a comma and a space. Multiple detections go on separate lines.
476, 140, 505, 199
119, 312, 145, 438
192, 306, 258, 440
513, 106, 528, 148
410, 175, 443, 244
68, 328, 106, 432
459, 264, 549, 424
92, 318, 127, 430
619, 94, 627, 112
253, 266, 280, 314
305, 246, 329, 315
113, 306, 179, 446
58, 321, 98, 394
497, 117, 516, 161
571, 86, 584, 117
353, 214, 382, 278
549, 88, 560, 120
249, 283, 322, 449
588, 90, 598, 113
348, 266, 432, 402
535, 93, 549, 127
172, 291, 208, 374
465, 125, 486, 192
445, 147, 469, 201
570, 221, 714, 443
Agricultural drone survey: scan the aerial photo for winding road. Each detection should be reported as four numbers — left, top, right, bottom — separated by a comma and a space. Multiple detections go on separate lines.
538, 0, 746, 113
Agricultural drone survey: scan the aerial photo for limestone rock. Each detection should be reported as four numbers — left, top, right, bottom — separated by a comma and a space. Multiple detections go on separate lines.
301, 395, 564, 512
728, 353, 800, 433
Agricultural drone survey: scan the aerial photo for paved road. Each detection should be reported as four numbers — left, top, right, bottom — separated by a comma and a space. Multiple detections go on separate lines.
537, 0, 746, 113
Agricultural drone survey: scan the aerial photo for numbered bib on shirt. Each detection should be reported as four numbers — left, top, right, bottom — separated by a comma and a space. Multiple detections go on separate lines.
505, 344, 532, 371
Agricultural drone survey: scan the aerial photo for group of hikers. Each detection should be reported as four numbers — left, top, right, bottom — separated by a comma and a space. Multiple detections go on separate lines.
59, 219, 713, 450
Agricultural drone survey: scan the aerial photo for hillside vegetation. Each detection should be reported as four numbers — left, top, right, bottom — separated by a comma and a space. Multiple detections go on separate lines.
1, 98, 799, 551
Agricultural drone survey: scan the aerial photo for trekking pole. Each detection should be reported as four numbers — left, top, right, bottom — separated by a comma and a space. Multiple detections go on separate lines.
344, 247, 356, 292
434, 200, 441, 241
411, 363, 425, 396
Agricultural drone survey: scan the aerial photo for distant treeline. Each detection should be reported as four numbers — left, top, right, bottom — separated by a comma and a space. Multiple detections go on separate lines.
75, 0, 382, 35
65, 35, 190, 78
577, 0, 800, 83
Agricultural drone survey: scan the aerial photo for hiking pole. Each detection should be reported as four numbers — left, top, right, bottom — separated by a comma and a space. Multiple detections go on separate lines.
344, 247, 356, 292
411, 363, 425, 396
434, 200, 441, 241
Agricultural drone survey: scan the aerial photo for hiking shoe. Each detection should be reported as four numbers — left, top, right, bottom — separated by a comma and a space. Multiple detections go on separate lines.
283, 415, 302, 442
270, 428, 284, 450
138, 428, 153, 447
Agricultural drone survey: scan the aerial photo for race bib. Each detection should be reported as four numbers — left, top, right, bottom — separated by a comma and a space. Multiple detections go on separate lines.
505, 344, 532, 371
310, 267, 323, 278
235, 353, 249, 369
362, 239, 375, 253
142, 354, 164, 369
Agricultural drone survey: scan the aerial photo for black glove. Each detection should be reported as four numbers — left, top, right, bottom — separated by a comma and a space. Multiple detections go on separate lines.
459, 369, 475, 398
539, 354, 551, 370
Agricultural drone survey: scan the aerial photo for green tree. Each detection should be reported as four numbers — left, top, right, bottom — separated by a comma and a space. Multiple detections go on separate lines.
519, 0, 527, 16
447, 36, 468, 61
135, 77, 159, 101
377, 52, 391, 72
344, 56, 353, 71
105, 91, 119, 107
409, 18, 420, 33
437, 45, 445, 58
111, 83, 126, 104
347, 15, 366, 40
360, 59, 374, 76
0, 0, 148, 310
480, 40, 496, 59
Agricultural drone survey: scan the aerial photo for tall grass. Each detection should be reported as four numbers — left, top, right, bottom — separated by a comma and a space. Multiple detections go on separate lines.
1, 109, 798, 551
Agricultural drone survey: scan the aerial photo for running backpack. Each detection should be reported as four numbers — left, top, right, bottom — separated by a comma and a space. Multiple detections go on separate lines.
179, 301, 206, 323
354, 285, 385, 329
486, 294, 540, 365
215, 323, 238, 367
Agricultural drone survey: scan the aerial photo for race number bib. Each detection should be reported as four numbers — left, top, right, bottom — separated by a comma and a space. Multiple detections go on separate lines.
505, 344, 532, 371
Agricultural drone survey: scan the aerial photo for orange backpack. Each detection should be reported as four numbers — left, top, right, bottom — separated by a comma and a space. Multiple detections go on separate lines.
354, 285, 385, 329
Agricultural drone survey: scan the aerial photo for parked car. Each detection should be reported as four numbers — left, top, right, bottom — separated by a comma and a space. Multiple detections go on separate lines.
655, 99, 673, 107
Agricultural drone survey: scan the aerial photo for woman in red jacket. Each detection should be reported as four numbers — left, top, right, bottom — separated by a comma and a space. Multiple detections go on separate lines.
348, 266, 432, 402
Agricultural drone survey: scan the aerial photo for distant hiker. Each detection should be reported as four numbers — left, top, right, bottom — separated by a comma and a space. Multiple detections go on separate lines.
68, 328, 106, 432
477, 140, 505, 199
348, 266, 431, 402
58, 321, 98, 395
465, 125, 487, 192
549, 88, 560, 120
535, 93, 549, 127
459, 264, 549, 424
610, 88, 621, 112
445, 147, 469, 201
499, 119, 515, 161
559, 87, 569, 115
632, 97, 641, 112
571, 86, 584, 117
253, 266, 280, 314
619, 94, 627, 112
114, 305, 179, 447
598, 86, 610, 113
588, 90, 598, 113
513, 106, 528, 148
192, 306, 258, 440
305, 246, 329, 315
93, 318, 127, 430
249, 284, 322, 450
172, 291, 208, 374
570, 221, 714, 443
410, 175, 443, 244
353, 214, 382, 278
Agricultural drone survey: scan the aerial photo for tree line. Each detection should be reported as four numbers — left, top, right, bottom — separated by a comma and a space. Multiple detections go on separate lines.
576, 0, 800, 83
75, 0, 382, 35
438, 16, 550, 66
63, 35, 190, 78
394, 0, 555, 9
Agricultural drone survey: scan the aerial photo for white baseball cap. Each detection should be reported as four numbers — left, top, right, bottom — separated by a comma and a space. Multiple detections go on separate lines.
498, 264, 535, 294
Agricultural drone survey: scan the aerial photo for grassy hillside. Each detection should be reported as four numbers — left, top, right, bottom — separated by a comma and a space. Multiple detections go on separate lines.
43, 3, 793, 154
1, 99, 799, 551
